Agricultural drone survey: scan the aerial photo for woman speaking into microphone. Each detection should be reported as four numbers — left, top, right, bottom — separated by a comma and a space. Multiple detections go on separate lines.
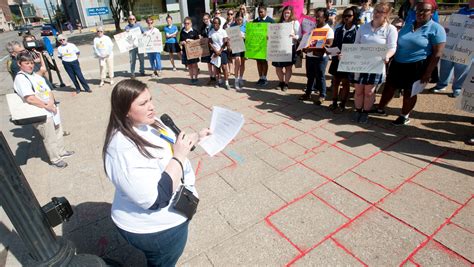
102, 79, 210, 266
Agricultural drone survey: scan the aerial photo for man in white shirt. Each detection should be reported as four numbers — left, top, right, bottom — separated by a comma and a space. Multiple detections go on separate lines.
57, 34, 91, 94
13, 52, 74, 168
93, 26, 115, 87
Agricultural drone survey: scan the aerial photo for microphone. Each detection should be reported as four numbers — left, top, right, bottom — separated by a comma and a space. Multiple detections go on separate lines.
160, 114, 195, 151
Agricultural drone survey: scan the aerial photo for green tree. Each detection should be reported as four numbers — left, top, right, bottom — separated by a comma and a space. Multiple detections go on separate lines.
109, 0, 138, 32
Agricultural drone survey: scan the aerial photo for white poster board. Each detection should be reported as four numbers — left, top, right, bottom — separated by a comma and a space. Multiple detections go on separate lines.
457, 65, 474, 113
267, 23, 293, 62
114, 27, 142, 53
138, 30, 163, 54
301, 17, 316, 35
442, 14, 474, 65
226, 26, 245, 54
337, 44, 387, 74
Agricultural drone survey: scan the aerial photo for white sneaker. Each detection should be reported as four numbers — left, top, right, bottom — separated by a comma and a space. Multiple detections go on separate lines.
110, 79, 114, 85
235, 81, 241, 90
239, 79, 245, 87
99, 81, 105, 87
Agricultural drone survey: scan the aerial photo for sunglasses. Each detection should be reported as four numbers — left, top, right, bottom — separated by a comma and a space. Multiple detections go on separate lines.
343, 14, 354, 17
59, 39, 66, 41
184, 22, 191, 25
228, 13, 234, 16
97, 30, 103, 32
416, 8, 432, 13
128, 18, 136, 21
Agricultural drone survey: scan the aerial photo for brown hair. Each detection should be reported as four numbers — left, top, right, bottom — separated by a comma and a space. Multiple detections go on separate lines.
102, 79, 162, 168
279, 6, 296, 22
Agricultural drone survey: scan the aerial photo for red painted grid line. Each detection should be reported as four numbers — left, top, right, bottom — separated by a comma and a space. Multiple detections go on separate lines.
352, 172, 394, 193
330, 237, 369, 267
167, 83, 212, 111
430, 238, 474, 264
399, 196, 473, 266
408, 180, 464, 206
447, 221, 474, 236
264, 218, 304, 254
408, 258, 421, 266
194, 160, 202, 177
310, 192, 352, 220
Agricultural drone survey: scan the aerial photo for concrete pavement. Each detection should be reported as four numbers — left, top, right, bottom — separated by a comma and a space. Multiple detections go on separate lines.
0, 30, 473, 266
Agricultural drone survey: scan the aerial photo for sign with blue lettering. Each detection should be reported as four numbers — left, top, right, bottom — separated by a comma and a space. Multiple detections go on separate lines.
87, 7, 110, 16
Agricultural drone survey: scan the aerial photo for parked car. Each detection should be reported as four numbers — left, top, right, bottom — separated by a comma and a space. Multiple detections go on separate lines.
18, 25, 33, 36
40, 25, 56, 36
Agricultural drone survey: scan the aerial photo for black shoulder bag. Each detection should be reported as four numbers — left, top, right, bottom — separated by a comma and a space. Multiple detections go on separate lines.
171, 157, 199, 219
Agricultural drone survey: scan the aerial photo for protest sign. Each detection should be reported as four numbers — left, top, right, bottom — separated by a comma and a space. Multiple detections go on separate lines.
245, 23, 268, 59
114, 27, 142, 53
138, 30, 163, 54
226, 27, 245, 54
267, 23, 293, 62
442, 14, 474, 65
301, 15, 316, 35
457, 65, 474, 113
337, 44, 387, 74
297, 28, 329, 50
184, 38, 210, 60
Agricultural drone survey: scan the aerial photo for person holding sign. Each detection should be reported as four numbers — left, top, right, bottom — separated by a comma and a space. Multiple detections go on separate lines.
103, 79, 211, 267
327, 7, 359, 113
254, 5, 275, 87
209, 17, 231, 90
300, 8, 334, 105
272, 6, 301, 92
200, 13, 215, 85
145, 17, 162, 78
125, 16, 145, 78
430, 4, 474, 98
93, 27, 115, 87
350, 2, 397, 123
231, 12, 247, 90
164, 16, 181, 71
180, 17, 200, 84
377, 0, 446, 126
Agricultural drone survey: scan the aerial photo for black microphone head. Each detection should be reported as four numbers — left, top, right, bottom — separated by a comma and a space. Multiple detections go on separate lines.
160, 114, 173, 126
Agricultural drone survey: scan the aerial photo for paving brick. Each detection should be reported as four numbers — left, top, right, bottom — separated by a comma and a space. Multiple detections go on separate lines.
352, 153, 420, 190
412, 162, 474, 204
450, 200, 474, 232
274, 140, 313, 160
181, 207, 236, 261
412, 240, 472, 266
314, 182, 370, 218
180, 253, 213, 266
336, 132, 392, 159
253, 112, 290, 125
254, 124, 303, 147
195, 173, 235, 210
224, 135, 271, 160
334, 208, 426, 266
193, 153, 234, 178
291, 133, 324, 150
217, 156, 278, 191
321, 119, 371, 139
293, 239, 363, 266
311, 126, 345, 144
335, 171, 390, 204
378, 183, 460, 234
256, 147, 297, 171
438, 151, 474, 173
284, 113, 327, 132
216, 183, 284, 231
206, 222, 299, 265
262, 164, 327, 202
269, 194, 348, 251
434, 222, 474, 262
302, 146, 361, 180
384, 138, 446, 168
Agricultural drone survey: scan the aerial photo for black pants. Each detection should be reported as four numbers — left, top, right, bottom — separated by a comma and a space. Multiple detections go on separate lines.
305, 56, 328, 97
63, 60, 90, 92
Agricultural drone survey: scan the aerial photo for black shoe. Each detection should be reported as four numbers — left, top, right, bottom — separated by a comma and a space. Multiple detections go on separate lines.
373, 108, 387, 116
276, 81, 284, 90
328, 103, 337, 111
392, 115, 410, 126
256, 79, 263, 85
299, 94, 311, 101
282, 83, 288, 92
351, 111, 361, 122
359, 112, 369, 124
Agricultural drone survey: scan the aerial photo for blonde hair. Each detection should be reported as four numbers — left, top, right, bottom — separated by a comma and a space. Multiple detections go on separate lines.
374, 2, 393, 23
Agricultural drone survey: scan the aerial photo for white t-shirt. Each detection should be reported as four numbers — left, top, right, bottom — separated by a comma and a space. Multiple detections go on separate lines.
105, 123, 197, 234
13, 71, 53, 117
57, 42, 80, 62
355, 22, 398, 50
209, 28, 228, 51
307, 24, 334, 58
93, 35, 114, 58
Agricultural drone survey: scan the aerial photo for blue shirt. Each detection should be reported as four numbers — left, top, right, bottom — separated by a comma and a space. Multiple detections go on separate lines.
457, 7, 474, 15
394, 20, 446, 63
164, 25, 179, 44
124, 23, 144, 33
254, 16, 274, 23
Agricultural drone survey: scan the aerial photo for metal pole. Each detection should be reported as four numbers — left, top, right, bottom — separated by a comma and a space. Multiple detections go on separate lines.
44, 0, 53, 26
0, 132, 106, 266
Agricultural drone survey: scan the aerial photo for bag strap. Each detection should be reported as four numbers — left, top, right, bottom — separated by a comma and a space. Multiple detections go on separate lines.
16, 73, 36, 94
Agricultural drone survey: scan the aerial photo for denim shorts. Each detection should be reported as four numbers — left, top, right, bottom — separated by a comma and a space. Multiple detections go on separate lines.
117, 220, 189, 267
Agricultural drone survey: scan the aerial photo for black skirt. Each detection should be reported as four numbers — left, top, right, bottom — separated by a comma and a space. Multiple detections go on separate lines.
164, 43, 181, 53
271, 44, 297, 67
328, 57, 350, 79
386, 59, 428, 90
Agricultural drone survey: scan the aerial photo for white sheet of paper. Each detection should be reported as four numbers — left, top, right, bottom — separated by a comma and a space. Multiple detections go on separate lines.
411, 80, 427, 97
199, 106, 245, 157
53, 107, 61, 126
326, 46, 340, 56
210, 55, 221, 68
297, 32, 310, 51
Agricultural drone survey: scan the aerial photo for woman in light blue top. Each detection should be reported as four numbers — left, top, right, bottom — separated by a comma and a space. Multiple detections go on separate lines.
163, 15, 182, 71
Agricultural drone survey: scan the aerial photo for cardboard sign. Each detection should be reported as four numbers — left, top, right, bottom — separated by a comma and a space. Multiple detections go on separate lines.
184, 38, 210, 60
442, 14, 474, 65
297, 28, 329, 50
457, 65, 474, 113
245, 23, 268, 60
337, 44, 387, 74
267, 23, 293, 62
226, 26, 245, 54
114, 27, 142, 53
138, 29, 163, 54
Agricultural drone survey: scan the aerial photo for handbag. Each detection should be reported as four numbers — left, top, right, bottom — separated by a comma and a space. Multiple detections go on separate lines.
171, 157, 199, 219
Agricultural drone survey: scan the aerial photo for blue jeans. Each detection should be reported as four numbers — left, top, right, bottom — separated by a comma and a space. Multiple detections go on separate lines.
129, 47, 145, 74
148, 53, 162, 71
117, 220, 189, 267
305, 56, 329, 97
62, 60, 90, 92
435, 58, 472, 92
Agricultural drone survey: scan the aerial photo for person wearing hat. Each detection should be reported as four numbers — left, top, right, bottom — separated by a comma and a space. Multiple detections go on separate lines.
93, 26, 115, 87
376, 0, 446, 126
